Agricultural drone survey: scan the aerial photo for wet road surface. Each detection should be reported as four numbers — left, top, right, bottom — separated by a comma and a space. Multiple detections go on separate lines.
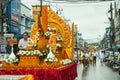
76, 58, 120, 80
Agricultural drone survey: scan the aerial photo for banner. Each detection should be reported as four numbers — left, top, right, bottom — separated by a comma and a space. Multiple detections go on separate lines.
0, 37, 6, 44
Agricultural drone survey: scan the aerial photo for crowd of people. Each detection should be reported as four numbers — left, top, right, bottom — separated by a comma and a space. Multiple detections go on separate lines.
74, 48, 120, 68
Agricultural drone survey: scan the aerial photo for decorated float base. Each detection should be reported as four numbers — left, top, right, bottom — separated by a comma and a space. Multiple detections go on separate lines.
2, 55, 62, 69
1, 56, 77, 80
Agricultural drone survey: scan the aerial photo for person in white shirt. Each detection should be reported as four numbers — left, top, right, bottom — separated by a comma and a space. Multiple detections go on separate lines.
18, 32, 34, 50
99, 51, 105, 63
92, 51, 98, 64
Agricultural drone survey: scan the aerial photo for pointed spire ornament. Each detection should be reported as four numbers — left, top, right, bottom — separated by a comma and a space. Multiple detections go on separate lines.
9, 46, 16, 59
47, 47, 55, 58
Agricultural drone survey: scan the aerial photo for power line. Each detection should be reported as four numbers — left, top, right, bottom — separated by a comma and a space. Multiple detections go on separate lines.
43, 0, 113, 4
49, 2, 112, 8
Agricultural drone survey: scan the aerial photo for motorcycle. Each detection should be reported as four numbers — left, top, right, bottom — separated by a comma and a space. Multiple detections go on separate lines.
112, 60, 120, 71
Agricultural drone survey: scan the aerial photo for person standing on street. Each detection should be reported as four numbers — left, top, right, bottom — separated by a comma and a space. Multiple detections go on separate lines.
92, 50, 98, 64
89, 51, 93, 64
82, 51, 89, 67
74, 51, 79, 63
99, 51, 105, 63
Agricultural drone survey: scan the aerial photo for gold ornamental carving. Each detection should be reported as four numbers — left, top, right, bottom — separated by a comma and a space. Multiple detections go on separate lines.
48, 9, 71, 48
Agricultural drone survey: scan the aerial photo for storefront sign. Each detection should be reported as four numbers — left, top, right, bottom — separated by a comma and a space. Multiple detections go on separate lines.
0, 37, 6, 44
0, 44, 6, 53
11, 0, 20, 22
0, 37, 6, 53
11, 15, 19, 21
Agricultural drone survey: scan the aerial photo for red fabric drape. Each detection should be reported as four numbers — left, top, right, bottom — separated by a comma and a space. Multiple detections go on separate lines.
0, 63, 77, 80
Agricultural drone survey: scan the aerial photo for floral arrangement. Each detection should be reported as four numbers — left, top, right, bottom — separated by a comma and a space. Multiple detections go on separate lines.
41, 49, 49, 56
44, 46, 58, 63
6, 37, 18, 64
18, 44, 50, 57
18, 49, 49, 57
44, 57, 58, 63
5, 57, 19, 64
56, 44, 61, 48
44, 31, 52, 37
48, 27, 51, 31
61, 59, 72, 66
48, 27, 56, 31
57, 37, 63, 41
51, 28, 56, 31
18, 50, 42, 56
36, 32, 40, 42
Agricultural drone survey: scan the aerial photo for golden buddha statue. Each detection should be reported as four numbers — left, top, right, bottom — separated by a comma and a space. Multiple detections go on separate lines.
26, 38, 34, 50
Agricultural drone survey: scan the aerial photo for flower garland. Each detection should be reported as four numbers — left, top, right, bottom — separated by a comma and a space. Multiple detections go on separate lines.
44, 57, 58, 63
36, 32, 40, 42
48, 27, 56, 31
61, 59, 72, 66
44, 31, 52, 37
5, 57, 19, 64
18, 49, 49, 57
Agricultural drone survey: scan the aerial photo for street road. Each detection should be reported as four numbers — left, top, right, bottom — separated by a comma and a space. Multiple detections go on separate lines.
76, 58, 120, 80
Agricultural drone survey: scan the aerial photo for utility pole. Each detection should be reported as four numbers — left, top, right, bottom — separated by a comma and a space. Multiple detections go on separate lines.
0, 1, 2, 36
109, 3, 115, 49
0, 0, 3, 36
0, 0, 8, 36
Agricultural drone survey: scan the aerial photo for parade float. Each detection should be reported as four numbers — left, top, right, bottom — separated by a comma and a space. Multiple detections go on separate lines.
0, 7, 77, 80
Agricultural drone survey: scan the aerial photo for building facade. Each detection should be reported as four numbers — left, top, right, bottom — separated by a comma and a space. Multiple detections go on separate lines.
114, 0, 120, 49
77, 32, 83, 49
20, 3, 34, 35
100, 26, 112, 50
6, 0, 34, 37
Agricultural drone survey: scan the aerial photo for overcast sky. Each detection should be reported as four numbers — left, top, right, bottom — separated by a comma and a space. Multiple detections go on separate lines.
21, 0, 113, 40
